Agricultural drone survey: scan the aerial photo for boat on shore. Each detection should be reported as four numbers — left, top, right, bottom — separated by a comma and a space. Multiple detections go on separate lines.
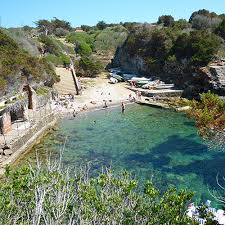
155, 84, 175, 89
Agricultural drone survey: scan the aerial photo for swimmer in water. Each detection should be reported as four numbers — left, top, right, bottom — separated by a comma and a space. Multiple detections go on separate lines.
121, 102, 125, 113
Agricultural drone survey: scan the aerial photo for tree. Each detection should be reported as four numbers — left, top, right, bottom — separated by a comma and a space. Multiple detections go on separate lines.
192, 15, 212, 30
215, 18, 225, 39
192, 15, 222, 30
173, 19, 191, 30
81, 25, 92, 32
51, 17, 72, 31
96, 21, 107, 30
22, 25, 33, 32
189, 9, 216, 23
173, 33, 191, 59
157, 15, 175, 27
35, 19, 53, 35
189, 31, 221, 66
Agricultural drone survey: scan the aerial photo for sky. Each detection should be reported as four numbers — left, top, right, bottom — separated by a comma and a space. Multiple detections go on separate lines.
0, 0, 225, 28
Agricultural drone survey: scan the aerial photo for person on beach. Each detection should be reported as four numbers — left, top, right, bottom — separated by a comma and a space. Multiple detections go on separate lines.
129, 94, 132, 101
72, 109, 77, 117
121, 102, 125, 113
103, 100, 108, 108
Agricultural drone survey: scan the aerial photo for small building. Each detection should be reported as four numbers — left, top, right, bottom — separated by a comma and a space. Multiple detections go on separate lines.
75, 27, 84, 33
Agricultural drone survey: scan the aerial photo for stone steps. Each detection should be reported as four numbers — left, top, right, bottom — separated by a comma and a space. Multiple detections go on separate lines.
54, 68, 77, 95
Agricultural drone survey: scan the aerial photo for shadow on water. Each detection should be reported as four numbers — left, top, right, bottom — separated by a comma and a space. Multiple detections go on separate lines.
124, 134, 225, 190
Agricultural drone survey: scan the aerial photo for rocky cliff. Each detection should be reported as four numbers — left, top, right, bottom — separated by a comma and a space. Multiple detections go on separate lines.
111, 26, 224, 98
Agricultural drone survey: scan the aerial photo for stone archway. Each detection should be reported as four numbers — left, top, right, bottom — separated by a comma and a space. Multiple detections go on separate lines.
23, 85, 33, 110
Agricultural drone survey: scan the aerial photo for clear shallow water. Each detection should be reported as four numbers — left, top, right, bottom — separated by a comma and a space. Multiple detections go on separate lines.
21, 104, 225, 206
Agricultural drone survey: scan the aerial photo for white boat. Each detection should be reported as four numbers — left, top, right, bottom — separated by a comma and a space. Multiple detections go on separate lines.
129, 77, 151, 82
109, 77, 118, 84
155, 84, 174, 89
142, 81, 158, 89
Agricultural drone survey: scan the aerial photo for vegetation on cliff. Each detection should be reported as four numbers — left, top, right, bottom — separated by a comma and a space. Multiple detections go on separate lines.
119, 11, 222, 72
188, 92, 225, 136
0, 29, 58, 96
112, 9, 224, 98
65, 24, 128, 77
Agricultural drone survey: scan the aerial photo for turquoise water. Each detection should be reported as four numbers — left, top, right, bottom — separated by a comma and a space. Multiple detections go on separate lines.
23, 104, 225, 205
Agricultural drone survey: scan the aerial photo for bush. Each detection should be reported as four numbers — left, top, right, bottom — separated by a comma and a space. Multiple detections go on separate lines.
192, 15, 222, 30
45, 53, 70, 66
173, 31, 221, 66
189, 31, 221, 66
66, 32, 94, 46
0, 77, 7, 89
0, 30, 58, 90
77, 56, 103, 77
94, 26, 128, 52
188, 91, 225, 135
215, 19, 225, 39
38, 35, 61, 55
157, 15, 175, 27
0, 158, 194, 224
75, 41, 92, 56
54, 27, 69, 37
173, 19, 191, 30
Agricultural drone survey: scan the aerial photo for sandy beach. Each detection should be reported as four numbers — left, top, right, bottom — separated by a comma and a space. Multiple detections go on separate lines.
53, 72, 135, 116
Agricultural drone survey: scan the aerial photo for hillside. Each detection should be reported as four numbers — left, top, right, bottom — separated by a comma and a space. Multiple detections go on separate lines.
0, 29, 59, 100
112, 10, 225, 98
1, 12, 225, 99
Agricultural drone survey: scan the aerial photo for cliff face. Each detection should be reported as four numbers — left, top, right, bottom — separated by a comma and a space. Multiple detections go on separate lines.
112, 31, 224, 98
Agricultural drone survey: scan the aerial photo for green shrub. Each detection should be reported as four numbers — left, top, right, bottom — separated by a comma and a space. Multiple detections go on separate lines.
77, 56, 104, 77
45, 53, 70, 66
0, 77, 7, 89
75, 41, 92, 56
187, 91, 225, 135
38, 35, 61, 55
35, 86, 50, 96
0, 30, 58, 89
54, 27, 69, 37
215, 18, 225, 39
94, 26, 128, 52
66, 32, 94, 46
0, 160, 194, 224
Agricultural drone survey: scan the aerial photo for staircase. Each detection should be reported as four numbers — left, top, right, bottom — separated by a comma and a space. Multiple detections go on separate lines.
54, 67, 77, 95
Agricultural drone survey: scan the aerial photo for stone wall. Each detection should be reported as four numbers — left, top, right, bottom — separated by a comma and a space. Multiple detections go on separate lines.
0, 113, 57, 172
1, 112, 12, 134
9, 113, 55, 154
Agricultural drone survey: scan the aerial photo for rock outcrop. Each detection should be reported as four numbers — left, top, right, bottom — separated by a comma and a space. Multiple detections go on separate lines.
112, 45, 225, 98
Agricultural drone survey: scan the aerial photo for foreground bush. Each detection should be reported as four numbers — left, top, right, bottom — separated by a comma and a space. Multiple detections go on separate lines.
0, 158, 195, 225
187, 91, 225, 136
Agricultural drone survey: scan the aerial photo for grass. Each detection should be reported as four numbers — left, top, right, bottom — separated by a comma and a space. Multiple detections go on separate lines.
35, 87, 50, 96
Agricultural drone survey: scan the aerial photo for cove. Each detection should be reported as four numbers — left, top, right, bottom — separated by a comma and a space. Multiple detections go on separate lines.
21, 104, 225, 206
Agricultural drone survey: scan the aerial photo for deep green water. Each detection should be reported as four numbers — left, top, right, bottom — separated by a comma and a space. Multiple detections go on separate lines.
22, 104, 225, 205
